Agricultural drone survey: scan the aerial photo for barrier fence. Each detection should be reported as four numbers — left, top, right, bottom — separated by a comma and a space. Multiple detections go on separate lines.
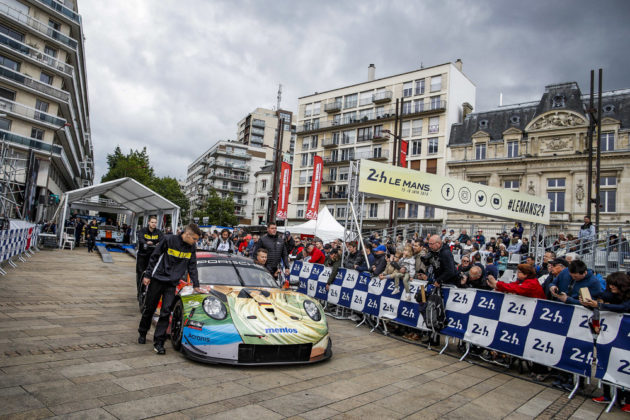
290, 260, 630, 390
0, 220, 40, 274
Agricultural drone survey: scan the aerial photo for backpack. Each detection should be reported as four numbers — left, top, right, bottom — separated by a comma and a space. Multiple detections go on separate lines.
416, 286, 446, 333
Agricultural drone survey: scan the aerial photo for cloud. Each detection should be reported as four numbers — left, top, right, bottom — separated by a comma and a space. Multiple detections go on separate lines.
80, 0, 630, 181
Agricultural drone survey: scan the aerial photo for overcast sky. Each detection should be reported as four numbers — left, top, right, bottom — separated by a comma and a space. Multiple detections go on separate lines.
80, 0, 630, 181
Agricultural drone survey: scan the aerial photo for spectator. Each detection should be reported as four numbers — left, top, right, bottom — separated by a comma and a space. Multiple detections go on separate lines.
520, 237, 530, 255
507, 237, 522, 254
355, 240, 374, 272
426, 235, 458, 287
398, 245, 416, 294
511, 222, 524, 238
254, 248, 268, 268
487, 263, 546, 299
412, 239, 428, 279
451, 239, 463, 254
343, 241, 365, 270
538, 251, 556, 276
474, 230, 486, 245
304, 242, 325, 264
324, 250, 342, 290
485, 255, 498, 280
525, 255, 541, 276
457, 256, 472, 276
446, 229, 456, 242
284, 232, 295, 255
461, 265, 487, 289
211, 229, 235, 252
578, 216, 596, 254
462, 239, 474, 254
371, 245, 387, 276
252, 224, 290, 280
458, 229, 471, 244
290, 237, 304, 259
550, 260, 602, 305
498, 249, 509, 275
565, 252, 579, 263
486, 237, 497, 251
541, 258, 569, 299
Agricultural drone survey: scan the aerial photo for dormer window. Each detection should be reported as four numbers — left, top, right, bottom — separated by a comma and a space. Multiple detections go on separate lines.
603, 104, 615, 113
510, 115, 520, 124
552, 95, 565, 108
479, 119, 488, 129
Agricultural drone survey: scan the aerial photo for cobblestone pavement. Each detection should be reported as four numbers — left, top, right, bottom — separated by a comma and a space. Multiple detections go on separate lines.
0, 248, 626, 419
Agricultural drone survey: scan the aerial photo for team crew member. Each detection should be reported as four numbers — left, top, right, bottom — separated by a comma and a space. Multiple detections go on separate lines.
85, 219, 99, 253
135, 216, 163, 302
252, 223, 290, 280
138, 224, 205, 355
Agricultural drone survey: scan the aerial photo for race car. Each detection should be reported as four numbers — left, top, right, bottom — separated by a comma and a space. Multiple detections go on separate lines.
169, 252, 331, 365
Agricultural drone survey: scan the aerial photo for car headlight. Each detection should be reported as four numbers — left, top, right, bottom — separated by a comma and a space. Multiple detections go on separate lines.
202, 296, 227, 320
303, 300, 322, 322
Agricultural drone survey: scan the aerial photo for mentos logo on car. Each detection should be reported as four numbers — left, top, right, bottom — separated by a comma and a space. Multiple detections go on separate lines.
265, 327, 298, 334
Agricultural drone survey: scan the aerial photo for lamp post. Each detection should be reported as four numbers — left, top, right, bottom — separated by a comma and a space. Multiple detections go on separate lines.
262, 141, 286, 224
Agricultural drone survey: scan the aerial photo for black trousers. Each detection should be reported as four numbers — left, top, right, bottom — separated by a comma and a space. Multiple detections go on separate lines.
87, 236, 95, 252
136, 254, 151, 299
138, 280, 176, 344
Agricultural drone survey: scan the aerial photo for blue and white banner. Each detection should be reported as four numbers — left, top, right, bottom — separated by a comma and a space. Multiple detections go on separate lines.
291, 261, 630, 387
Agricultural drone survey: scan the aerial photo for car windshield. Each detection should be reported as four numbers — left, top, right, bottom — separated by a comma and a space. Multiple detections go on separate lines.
197, 260, 278, 288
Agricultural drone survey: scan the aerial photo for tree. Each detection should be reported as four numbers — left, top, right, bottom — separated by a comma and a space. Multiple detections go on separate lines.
101, 147, 154, 186
194, 188, 238, 227
150, 176, 189, 220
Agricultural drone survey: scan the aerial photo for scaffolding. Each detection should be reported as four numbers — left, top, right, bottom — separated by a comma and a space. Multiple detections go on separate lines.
0, 140, 27, 219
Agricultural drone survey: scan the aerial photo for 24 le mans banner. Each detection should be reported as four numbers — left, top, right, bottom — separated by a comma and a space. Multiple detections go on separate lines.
276, 162, 292, 220
306, 155, 323, 220
358, 159, 550, 225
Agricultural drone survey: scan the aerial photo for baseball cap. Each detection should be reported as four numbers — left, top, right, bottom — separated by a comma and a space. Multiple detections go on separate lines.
549, 258, 569, 267
375, 245, 387, 252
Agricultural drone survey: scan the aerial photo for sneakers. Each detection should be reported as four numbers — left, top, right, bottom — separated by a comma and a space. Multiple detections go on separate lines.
137, 334, 146, 344
393, 287, 400, 294
154, 343, 166, 355
592, 396, 611, 404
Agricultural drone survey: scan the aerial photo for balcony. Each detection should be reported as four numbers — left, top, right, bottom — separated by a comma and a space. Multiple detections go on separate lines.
35, 0, 82, 24
321, 192, 348, 200
234, 209, 247, 217
298, 106, 396, 133
0, 98, 67, 128
322, 137, 339, 148
210, 172, 248, 182
0, 3, 78, 50
356, 150, 390, 161
234, 199, 247, 206
0, 64, 70, 102
216, 149, 251, 159
371, 133, 388, 142
324, 100, 342, 113
214, 160, 249, 171
0, 128, 61, 155
322, 175, 336, 183
402, 99, 447, 117
252, 119, 265, 128
215, 184, 248, 194
324, 154, 354, 164
0, 33, 74, 77
372, 90, 393, 103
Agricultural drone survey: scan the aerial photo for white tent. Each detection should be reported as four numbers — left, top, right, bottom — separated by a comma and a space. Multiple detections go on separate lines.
278, 206, 347, 244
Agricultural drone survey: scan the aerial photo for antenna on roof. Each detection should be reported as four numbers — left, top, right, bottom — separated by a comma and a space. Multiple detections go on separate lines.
277, 84, 282, 111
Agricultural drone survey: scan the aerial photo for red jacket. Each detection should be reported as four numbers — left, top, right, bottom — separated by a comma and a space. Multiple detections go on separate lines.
309, 247, 325, 264
496, 278, 546, 299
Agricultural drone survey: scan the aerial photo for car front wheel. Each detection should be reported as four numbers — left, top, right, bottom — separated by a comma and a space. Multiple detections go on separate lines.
171, 299, 184, 351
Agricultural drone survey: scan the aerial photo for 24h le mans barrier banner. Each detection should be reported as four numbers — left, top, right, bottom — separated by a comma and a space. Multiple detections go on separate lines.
290, 260, 630, 388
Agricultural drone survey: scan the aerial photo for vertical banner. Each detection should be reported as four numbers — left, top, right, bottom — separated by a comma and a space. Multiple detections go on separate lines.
400, 140, 408, 168
306, 155, 323, 220
276, 162, 292, 220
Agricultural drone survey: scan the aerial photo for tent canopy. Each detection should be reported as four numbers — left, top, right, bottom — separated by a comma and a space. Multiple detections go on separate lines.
57, 178, 180, 246
278, 206, 347, 244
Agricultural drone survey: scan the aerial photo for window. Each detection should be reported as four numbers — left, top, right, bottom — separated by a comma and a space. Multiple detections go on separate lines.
403, 81, 412, 97
310, 135, 318, 148
424, 206, 435, 218
312, 102, 320, 115
547, 178, 566, 188
0, 54, 20, 71
358, 108, 371, 120
0, 23, 24, 42
373, 146, 382, 158
301, 153, 308, 166
333, 113, 341, 124
507, 141, 519, 158
414, 99, 424, 113
0, 117, 11, 131
374, 125, 383, 138
31, 127, 44, 140
344, 93, 357, 108
401, 121, 410, 138
342, 111, 356, 124
0, 86, 16, 101
415, 79, 425, 95
548, 191, 565, 212
330, 149, 338, 162
359, 91, 372, 106
397, 204, 405, 218
331, 132, 340, 144
35, 99, 49, 120
475, 143, 486, 160
304, 103, 312, 117
337, 206, 346, 219
408, 204, 418, 218
402, 101, 412, 115
430, 75, 442, 92
342, 129, 355, 144
504, 180, 519, 190
472, 179, 488, 186
40, 72, 53, 85
411, 119, 422, 136
428, 138, 438, 154
600, 132, 615, 151
599, 177, 616, 213
309, 152, 315, 166
411, 140, 421, 155
426, 158, 437, 174
48, 19, 61, 31
311, 118, 319, 130
357, 127, 372, 142
339, 166, 348, 181
369, 203, 378, 218
44, 46, 57, 58
261, 179, 267, 191
301, 138, 309, 151
341, 148, 353, 161
375, 106, 385, 118
297, 205, 305, 218
429, 97, 440, 110
428, 117, 439, 134
329, 167, 337, 181
298, 188, 306, 201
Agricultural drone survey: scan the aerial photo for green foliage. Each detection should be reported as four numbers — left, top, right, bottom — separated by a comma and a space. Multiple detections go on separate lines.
150, 176, 189, 219
194, 188, 238, 226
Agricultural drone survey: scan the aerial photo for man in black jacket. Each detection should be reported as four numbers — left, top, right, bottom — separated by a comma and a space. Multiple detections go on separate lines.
138, 224, 205, 355
426, 235, 458, 287
343, 241, 365, 270
85, 219, 99, 252
371, 245, 387, 276
252, 224, 289, 280
136, 216, 163, 303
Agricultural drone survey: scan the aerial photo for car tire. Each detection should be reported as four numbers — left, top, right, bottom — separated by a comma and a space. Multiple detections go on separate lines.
171, 299, 184, 351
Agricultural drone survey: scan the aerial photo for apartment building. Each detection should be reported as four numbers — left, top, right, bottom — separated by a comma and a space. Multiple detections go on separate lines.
184, 141, 266, 225
288, 62, 475, 227
448, 82, 630, 228
0, 0, 93, 221
237, 107, 295, 162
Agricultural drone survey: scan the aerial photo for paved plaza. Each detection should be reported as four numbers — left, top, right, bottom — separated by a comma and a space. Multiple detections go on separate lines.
0, 249, 626, 419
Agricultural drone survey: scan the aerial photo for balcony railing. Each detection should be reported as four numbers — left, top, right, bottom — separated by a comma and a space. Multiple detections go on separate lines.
0, 98, 67, 127
0, 3, 78, 49
322, 175, 336, 183
0, 64, 70, 102
234, 209, 247, 217
234, 199, 247, 206
0, 128, 61, 154
324, 154, 354, 164
216, 149, 251, 159
322, 192, 348, 200
252, 119, 265, 128
322, 137, 339, 148
372, 90, 393, 103
211, 172, 248, 182
0, 33, 74, 76
35, 0, 81, 24
402, 99, 447, 116
324, 100, 342, 113
356, 149, 390, 160
215, 184, 248, 194
298, 106, 396, 133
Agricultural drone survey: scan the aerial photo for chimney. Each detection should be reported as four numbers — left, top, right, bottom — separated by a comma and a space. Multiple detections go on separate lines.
455, 59, 463, 72
462, 102, 473, 120
368, 64, 375, 81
